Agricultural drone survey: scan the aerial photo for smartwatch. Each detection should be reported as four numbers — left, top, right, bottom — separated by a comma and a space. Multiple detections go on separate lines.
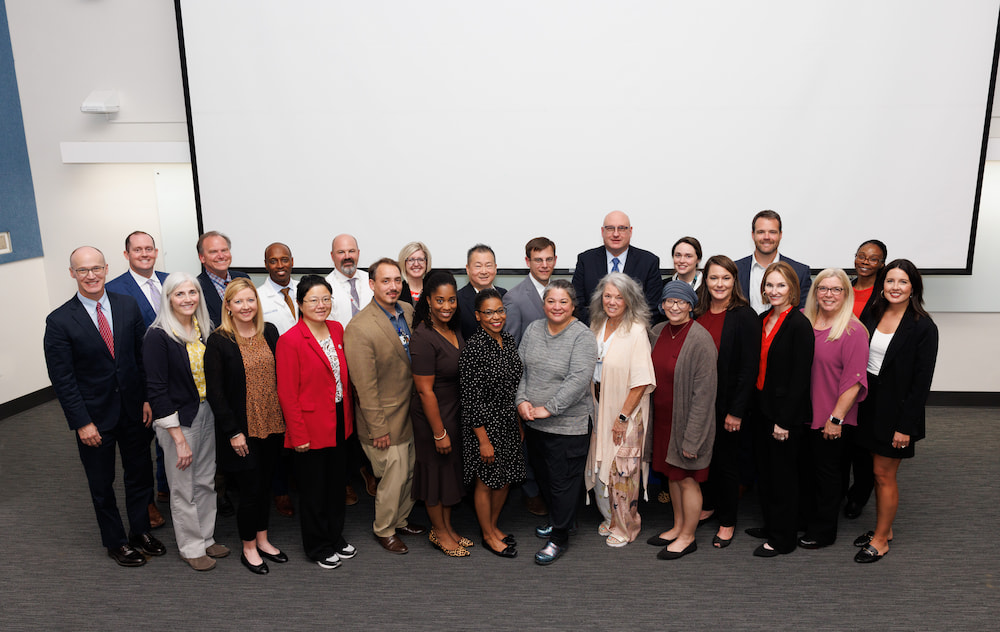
829, 415, 844, 426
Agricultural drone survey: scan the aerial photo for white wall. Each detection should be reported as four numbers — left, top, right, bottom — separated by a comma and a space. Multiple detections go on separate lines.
1, 0, 997, 405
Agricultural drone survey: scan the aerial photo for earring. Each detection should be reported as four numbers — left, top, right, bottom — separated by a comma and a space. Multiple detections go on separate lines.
227, 310, 232, 316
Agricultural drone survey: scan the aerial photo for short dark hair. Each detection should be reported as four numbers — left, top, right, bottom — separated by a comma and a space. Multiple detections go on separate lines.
369, 257, 401, 279
197, 230, 231, 255
125, 231, 155, 251
296, 274, 332, 305
264, 242, 292, 258
467, 244, 496, 264
671, 236, 702, 261
870, 258, 930, 322
752, 210, 782, 233
413, 270, 460, 332
474, 287, 503, 311
542, 279, 577, 306
694, 254, 748, 316
525, 237, 556, 259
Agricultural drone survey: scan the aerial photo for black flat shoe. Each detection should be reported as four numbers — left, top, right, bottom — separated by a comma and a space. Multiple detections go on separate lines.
843, 500, 864, 519
797, 537, 828, 550
483, 540, 518, 558
854, 543, 887, 563
257, 547, 288, 563
744, 527, 768, 539
502, 534, 517, 546
241, 553, 269, 575
753, 543, 781, 558
853, 531, 892, 548
712, 534, 733, 549
657, 540, 697, 560
646, 534, 676, 547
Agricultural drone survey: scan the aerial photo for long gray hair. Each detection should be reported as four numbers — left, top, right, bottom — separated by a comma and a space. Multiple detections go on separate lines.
589, 272, 650, 334
149, 271, 212, 345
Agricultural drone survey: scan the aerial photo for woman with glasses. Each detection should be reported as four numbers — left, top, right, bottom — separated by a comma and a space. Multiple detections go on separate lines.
398, 242, 431, 305
276, 275, 355, 569
851, 240, 887, 319
798, 269, 868, 550
460, 289, 525, 558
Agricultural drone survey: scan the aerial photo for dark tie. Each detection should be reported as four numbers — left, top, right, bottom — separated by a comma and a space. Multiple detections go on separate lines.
611, 257, 620, 273
281, 287, 295, 316
349, 278, 360, 316
96, 302, 115, 358
148, 279, 161, 315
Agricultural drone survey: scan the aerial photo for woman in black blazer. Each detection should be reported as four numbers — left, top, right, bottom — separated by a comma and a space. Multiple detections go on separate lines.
693, 255, 760, 548
745, 261, 814, 557
145, 272, 228, 571
854, 259, 938, 563
205, 278, 288, 575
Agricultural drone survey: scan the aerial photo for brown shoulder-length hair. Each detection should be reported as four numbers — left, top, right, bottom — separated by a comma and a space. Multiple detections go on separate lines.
218, 277, 266, 340
694, 254, 748, 317
761, 261, 800, 309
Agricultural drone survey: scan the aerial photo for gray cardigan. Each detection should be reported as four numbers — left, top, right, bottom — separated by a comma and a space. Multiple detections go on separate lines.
516, 319, 597, 435
649, 321, 718, 470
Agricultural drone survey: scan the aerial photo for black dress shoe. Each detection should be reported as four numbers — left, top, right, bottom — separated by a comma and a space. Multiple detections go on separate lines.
396, 523, 426, 536
712, 534, 733, 549
844, 500, 864, 519
108, 544, 147, 567
257, 547, 288, 563
744, 527, 768, 539
646, 534, 676, 547
797, 537, 827, 550
657, 540, 697, 560
130, 532, 166, 556
854, 543, 887, 563
241, 553, 269, 575
753, 543, 781, 558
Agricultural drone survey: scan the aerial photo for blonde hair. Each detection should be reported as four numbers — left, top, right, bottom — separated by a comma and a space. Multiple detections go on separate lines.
803, 268, 861, 341
218, 277, 266, 340
398, 242, 431, 280
150, 272, 211, 345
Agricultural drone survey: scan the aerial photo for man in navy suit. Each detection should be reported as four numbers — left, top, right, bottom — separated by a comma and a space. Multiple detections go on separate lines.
195, 230, 250, 326
571, 210, 663, 324
105, 230, 169, 527
43, 246, 166, 566
457, 244, 507, 339
734, 210, 812, 313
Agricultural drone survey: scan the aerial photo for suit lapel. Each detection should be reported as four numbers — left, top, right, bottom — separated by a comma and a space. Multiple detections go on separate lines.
70, 296, 113, 360
881, 313, 914, 371
299, 321, 334, 375
369, 303, 409, 364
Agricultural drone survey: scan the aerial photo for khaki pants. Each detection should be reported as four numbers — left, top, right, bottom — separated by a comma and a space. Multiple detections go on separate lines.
362, 439, 416, 537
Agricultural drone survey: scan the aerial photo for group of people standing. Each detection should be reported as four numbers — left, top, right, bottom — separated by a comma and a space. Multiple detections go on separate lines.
44, 208, 938, 574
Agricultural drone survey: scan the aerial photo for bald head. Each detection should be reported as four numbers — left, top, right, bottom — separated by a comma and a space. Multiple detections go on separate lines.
331, 234, 360, 278
69, 246, 109, 301
601, 211, 633, 256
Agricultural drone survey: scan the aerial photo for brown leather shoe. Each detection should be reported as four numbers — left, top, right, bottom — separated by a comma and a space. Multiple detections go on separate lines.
360, 466, 378, 497
523, 494, 548, 516
274, 494, 294, 517
375, 533, 409, 554
183, 555, 216, 571
205, 543, 230, 559
396, 523, 426, 536
148, 502, 165, 529
345, 485, 359, 506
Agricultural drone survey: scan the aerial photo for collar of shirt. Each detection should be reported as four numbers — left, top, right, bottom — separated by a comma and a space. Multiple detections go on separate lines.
749, 252, 782, 314
606, 248, 629, 273
266, 276, 295, 295
671, 271, 701, 288
77, 291, 112, 331
128, 267, 160, 290
205, 269, 231, 298
528, 273, 547, 300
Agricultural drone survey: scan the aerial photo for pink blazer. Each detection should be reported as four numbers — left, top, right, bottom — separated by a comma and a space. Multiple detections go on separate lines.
276, 319, 354, 449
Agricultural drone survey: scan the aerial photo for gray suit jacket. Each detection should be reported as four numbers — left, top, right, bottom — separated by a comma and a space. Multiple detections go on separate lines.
502, 276, 545, 344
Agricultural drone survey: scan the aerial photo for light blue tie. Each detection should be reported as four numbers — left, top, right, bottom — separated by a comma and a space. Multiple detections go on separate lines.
611, 257, 620, 273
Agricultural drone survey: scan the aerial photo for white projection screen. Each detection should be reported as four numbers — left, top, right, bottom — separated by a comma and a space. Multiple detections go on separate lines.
177, 1, 1000, 273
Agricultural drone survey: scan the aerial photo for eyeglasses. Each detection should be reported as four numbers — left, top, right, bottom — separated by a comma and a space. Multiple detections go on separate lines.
855, 253, 883, 265
816, 286, 845, 295
602, 225, 631, 233
662, 299, 690, 308
304, 297, 333, 306
477, 308, 506, 317
405, 257, 426, 264
74, 266, 107, 277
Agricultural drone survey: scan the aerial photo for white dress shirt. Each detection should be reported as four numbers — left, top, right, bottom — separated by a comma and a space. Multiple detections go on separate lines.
128, 268, 162, 311
749, 252, 782, 314
258, 277, 299, 335
325, 267, 373, 326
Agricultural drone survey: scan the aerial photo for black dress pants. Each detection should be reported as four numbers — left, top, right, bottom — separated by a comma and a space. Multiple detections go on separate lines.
526, 426, 589, 547
751, 411, 801, 554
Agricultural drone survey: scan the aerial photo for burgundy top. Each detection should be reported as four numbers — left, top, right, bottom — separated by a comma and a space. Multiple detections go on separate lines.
810, 320, 869, 429
696, 309, 726, 351
651, 323, 690, 470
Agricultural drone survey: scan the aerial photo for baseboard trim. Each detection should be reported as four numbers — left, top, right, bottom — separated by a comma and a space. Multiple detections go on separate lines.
927, 391, 1000, 407
0, 386, 56, 421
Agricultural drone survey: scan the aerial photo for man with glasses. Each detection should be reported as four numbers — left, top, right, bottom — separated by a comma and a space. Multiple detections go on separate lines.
735, 209, 812, 313
457, 244, 507, 339
44, 246, 165, 566
572, 211, 663, 324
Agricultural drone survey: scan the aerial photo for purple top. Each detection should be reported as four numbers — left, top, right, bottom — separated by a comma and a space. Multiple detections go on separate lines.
810, 320, 869, 429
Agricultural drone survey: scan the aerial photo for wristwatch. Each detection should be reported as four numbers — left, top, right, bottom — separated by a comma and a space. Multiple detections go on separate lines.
828, 415, 844, 426
618, 414, 629, 423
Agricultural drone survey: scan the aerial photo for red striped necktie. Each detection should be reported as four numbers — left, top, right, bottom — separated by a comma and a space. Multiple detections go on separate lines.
96, 302, 115, 358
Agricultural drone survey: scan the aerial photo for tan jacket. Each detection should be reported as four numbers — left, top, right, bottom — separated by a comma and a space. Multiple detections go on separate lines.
343, 300, 414, 445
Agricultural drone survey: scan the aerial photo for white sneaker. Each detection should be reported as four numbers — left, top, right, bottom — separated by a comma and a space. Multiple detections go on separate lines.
337, 543, 357, 559
316, 554, 341, 569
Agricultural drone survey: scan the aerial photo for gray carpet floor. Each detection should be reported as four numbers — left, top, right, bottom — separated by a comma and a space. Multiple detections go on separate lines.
0, 401, 996, 631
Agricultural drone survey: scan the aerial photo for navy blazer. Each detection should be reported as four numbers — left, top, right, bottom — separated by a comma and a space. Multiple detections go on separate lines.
197, 269, 250, 327
735, 254, 812, 310
709, 305, 761, 422
502, 276, 546, 344
571, 245, 663, 324
860, 308, 938, 442
43, 292, 147, 432
143, 326, 203, 427
457, 282, 507, 340
106, 270, 169, 328
756, 307, 814, 430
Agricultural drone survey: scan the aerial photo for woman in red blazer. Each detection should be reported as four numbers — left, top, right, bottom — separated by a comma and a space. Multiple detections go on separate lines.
276, 275, 355, 569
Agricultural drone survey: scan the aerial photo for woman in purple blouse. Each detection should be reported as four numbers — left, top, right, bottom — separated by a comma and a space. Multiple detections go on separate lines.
799, 268, 869, 549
